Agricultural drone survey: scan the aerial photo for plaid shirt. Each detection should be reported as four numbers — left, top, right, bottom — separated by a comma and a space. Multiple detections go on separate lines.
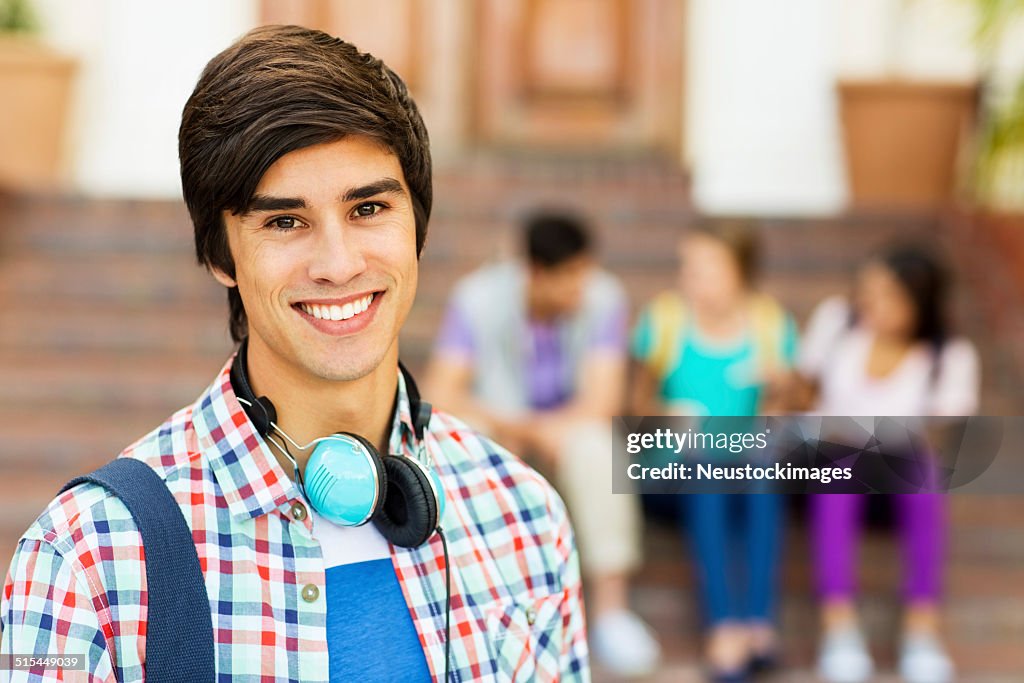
1, 356, 589, 682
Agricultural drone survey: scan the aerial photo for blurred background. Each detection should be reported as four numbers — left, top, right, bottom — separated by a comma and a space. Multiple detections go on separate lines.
1, 0, 1023, 680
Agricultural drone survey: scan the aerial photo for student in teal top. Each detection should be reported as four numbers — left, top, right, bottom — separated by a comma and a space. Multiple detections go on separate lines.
631, 220, 798, 683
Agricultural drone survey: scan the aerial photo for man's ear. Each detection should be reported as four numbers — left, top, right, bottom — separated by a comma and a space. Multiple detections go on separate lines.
210, 266, 237, 289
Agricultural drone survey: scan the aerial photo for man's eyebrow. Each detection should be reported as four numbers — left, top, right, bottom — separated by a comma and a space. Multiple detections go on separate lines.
240, 195, 307, 216
239, 178, 405, 216
342, 178, 406, 202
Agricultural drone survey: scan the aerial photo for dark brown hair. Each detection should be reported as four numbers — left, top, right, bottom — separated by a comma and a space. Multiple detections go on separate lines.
871, 244, 952, 349
524, 210, 592, 268
179, 24, 432, 342
690, 217, 760, 286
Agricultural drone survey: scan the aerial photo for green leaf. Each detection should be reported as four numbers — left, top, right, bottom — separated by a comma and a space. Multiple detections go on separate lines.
0, 0, 40, 34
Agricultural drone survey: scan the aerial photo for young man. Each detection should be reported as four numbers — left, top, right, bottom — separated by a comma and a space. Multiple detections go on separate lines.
425, 213, 660, 677
1, 26, 587, 682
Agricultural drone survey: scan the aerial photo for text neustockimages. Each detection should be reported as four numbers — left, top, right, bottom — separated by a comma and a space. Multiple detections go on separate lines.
627, 462, 854, 485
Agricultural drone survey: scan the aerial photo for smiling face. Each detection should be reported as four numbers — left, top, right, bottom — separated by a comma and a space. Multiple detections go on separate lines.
213, 136, 418, 384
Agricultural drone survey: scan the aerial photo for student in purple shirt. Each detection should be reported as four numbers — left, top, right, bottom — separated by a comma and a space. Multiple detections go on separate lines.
425, 211, 661, 677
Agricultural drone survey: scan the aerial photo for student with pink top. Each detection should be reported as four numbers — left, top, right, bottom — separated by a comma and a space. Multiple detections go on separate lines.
796, 245, 980, 683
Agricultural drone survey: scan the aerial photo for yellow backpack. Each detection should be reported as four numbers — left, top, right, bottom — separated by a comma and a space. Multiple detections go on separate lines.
645, 290, 788, 382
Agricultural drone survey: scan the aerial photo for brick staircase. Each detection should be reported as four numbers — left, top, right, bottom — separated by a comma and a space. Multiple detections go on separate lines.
0, 154, 1021, 680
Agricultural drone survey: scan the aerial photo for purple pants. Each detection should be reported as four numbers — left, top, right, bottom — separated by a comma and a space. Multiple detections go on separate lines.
811, 493, 946, 604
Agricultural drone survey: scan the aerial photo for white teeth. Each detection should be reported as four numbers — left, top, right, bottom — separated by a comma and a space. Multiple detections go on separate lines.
300, 294, 374, 321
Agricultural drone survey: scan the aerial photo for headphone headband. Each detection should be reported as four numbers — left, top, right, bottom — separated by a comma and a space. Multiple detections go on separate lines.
229, 339, 431, 442
398, 360, 432, 442
229, 341, 277, 435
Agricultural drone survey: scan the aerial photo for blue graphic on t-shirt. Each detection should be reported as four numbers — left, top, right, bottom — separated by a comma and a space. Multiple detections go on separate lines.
325, 558, 431, 682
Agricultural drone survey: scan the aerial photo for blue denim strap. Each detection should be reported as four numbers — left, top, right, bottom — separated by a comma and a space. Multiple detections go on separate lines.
61, 458, 215, 682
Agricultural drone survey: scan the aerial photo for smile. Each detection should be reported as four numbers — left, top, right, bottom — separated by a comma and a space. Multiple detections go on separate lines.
297, 294, 374, 321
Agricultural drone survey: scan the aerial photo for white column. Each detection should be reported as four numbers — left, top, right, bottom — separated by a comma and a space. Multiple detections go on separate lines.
36, 0, 259, 197
686, 0, 847, 216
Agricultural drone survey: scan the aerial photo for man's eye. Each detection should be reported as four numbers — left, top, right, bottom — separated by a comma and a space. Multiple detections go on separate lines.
353, 202, 384, 218
266, 216, 299, 230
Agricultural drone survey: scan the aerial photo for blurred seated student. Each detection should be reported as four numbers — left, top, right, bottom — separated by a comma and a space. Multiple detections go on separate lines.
630, 219, 798, 682
424, 210, 661, 677
795, 245, 979, 683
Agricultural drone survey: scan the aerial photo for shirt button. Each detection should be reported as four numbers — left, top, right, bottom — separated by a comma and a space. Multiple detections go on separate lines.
301, 584, 320, 603
290, 502, 307, 521
525, 607, 537, 626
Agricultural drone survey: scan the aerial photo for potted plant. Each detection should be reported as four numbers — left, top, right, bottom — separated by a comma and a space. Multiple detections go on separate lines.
970, 0, 1024, 211
837, 0, 980, 211
964, 0, 1024, 313
0, 0, 77, 191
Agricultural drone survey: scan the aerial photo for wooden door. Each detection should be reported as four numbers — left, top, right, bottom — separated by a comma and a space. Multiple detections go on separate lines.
470, 0, 685, 155
260, 0, 686, 160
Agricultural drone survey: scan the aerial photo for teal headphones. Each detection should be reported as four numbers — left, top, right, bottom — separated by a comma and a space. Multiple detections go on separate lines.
231, 341, 453, 680
229, 341, 446, 548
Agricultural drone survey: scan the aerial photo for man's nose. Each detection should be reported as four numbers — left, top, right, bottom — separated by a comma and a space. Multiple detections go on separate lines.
307, 222, 368, 284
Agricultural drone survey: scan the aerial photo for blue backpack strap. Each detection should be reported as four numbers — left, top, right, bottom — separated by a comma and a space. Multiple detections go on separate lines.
60, 458, 215, 683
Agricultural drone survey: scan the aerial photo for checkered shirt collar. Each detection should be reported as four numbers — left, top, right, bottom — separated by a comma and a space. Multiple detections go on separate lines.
192, 353, 419, 522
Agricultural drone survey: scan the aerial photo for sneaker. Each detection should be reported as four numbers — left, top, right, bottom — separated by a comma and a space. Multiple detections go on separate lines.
706, 622, 752, 683
590, 609, 661, 677
899, 633, 954, 683
817, 627, 874, 683
746, 621, 781, 673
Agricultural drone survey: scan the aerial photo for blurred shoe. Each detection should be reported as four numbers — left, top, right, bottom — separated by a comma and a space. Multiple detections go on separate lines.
707, 670, 748, 683
706, 622, 751, 683
591, 609, 661, 677
899, 633, 954, 683
746, 622, 780, 674
746, 651, 779, 675
817, 626, 874, 683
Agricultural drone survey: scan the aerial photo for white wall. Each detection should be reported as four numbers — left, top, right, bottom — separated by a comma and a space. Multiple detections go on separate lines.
686, 0, 983, 216
836, 0, 978, 80
34, 1, 1007, 208
37, 0, 258, 197
686, 0, 847, 216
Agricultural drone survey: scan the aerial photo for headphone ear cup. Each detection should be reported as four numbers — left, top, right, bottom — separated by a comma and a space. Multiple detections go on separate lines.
329, 433, 388, 524
374, 455, 438, 549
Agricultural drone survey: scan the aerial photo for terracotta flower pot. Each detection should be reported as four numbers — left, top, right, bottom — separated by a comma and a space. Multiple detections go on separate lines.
0, 35, 76, 191
838, 79, 978, 211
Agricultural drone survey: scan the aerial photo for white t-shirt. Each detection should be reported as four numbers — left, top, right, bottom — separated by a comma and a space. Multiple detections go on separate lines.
310, 505, 391, 567
798, 296, 980, 416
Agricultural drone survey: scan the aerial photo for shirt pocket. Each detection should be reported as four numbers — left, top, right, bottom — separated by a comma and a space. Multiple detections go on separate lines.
485, 590, 567, 682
